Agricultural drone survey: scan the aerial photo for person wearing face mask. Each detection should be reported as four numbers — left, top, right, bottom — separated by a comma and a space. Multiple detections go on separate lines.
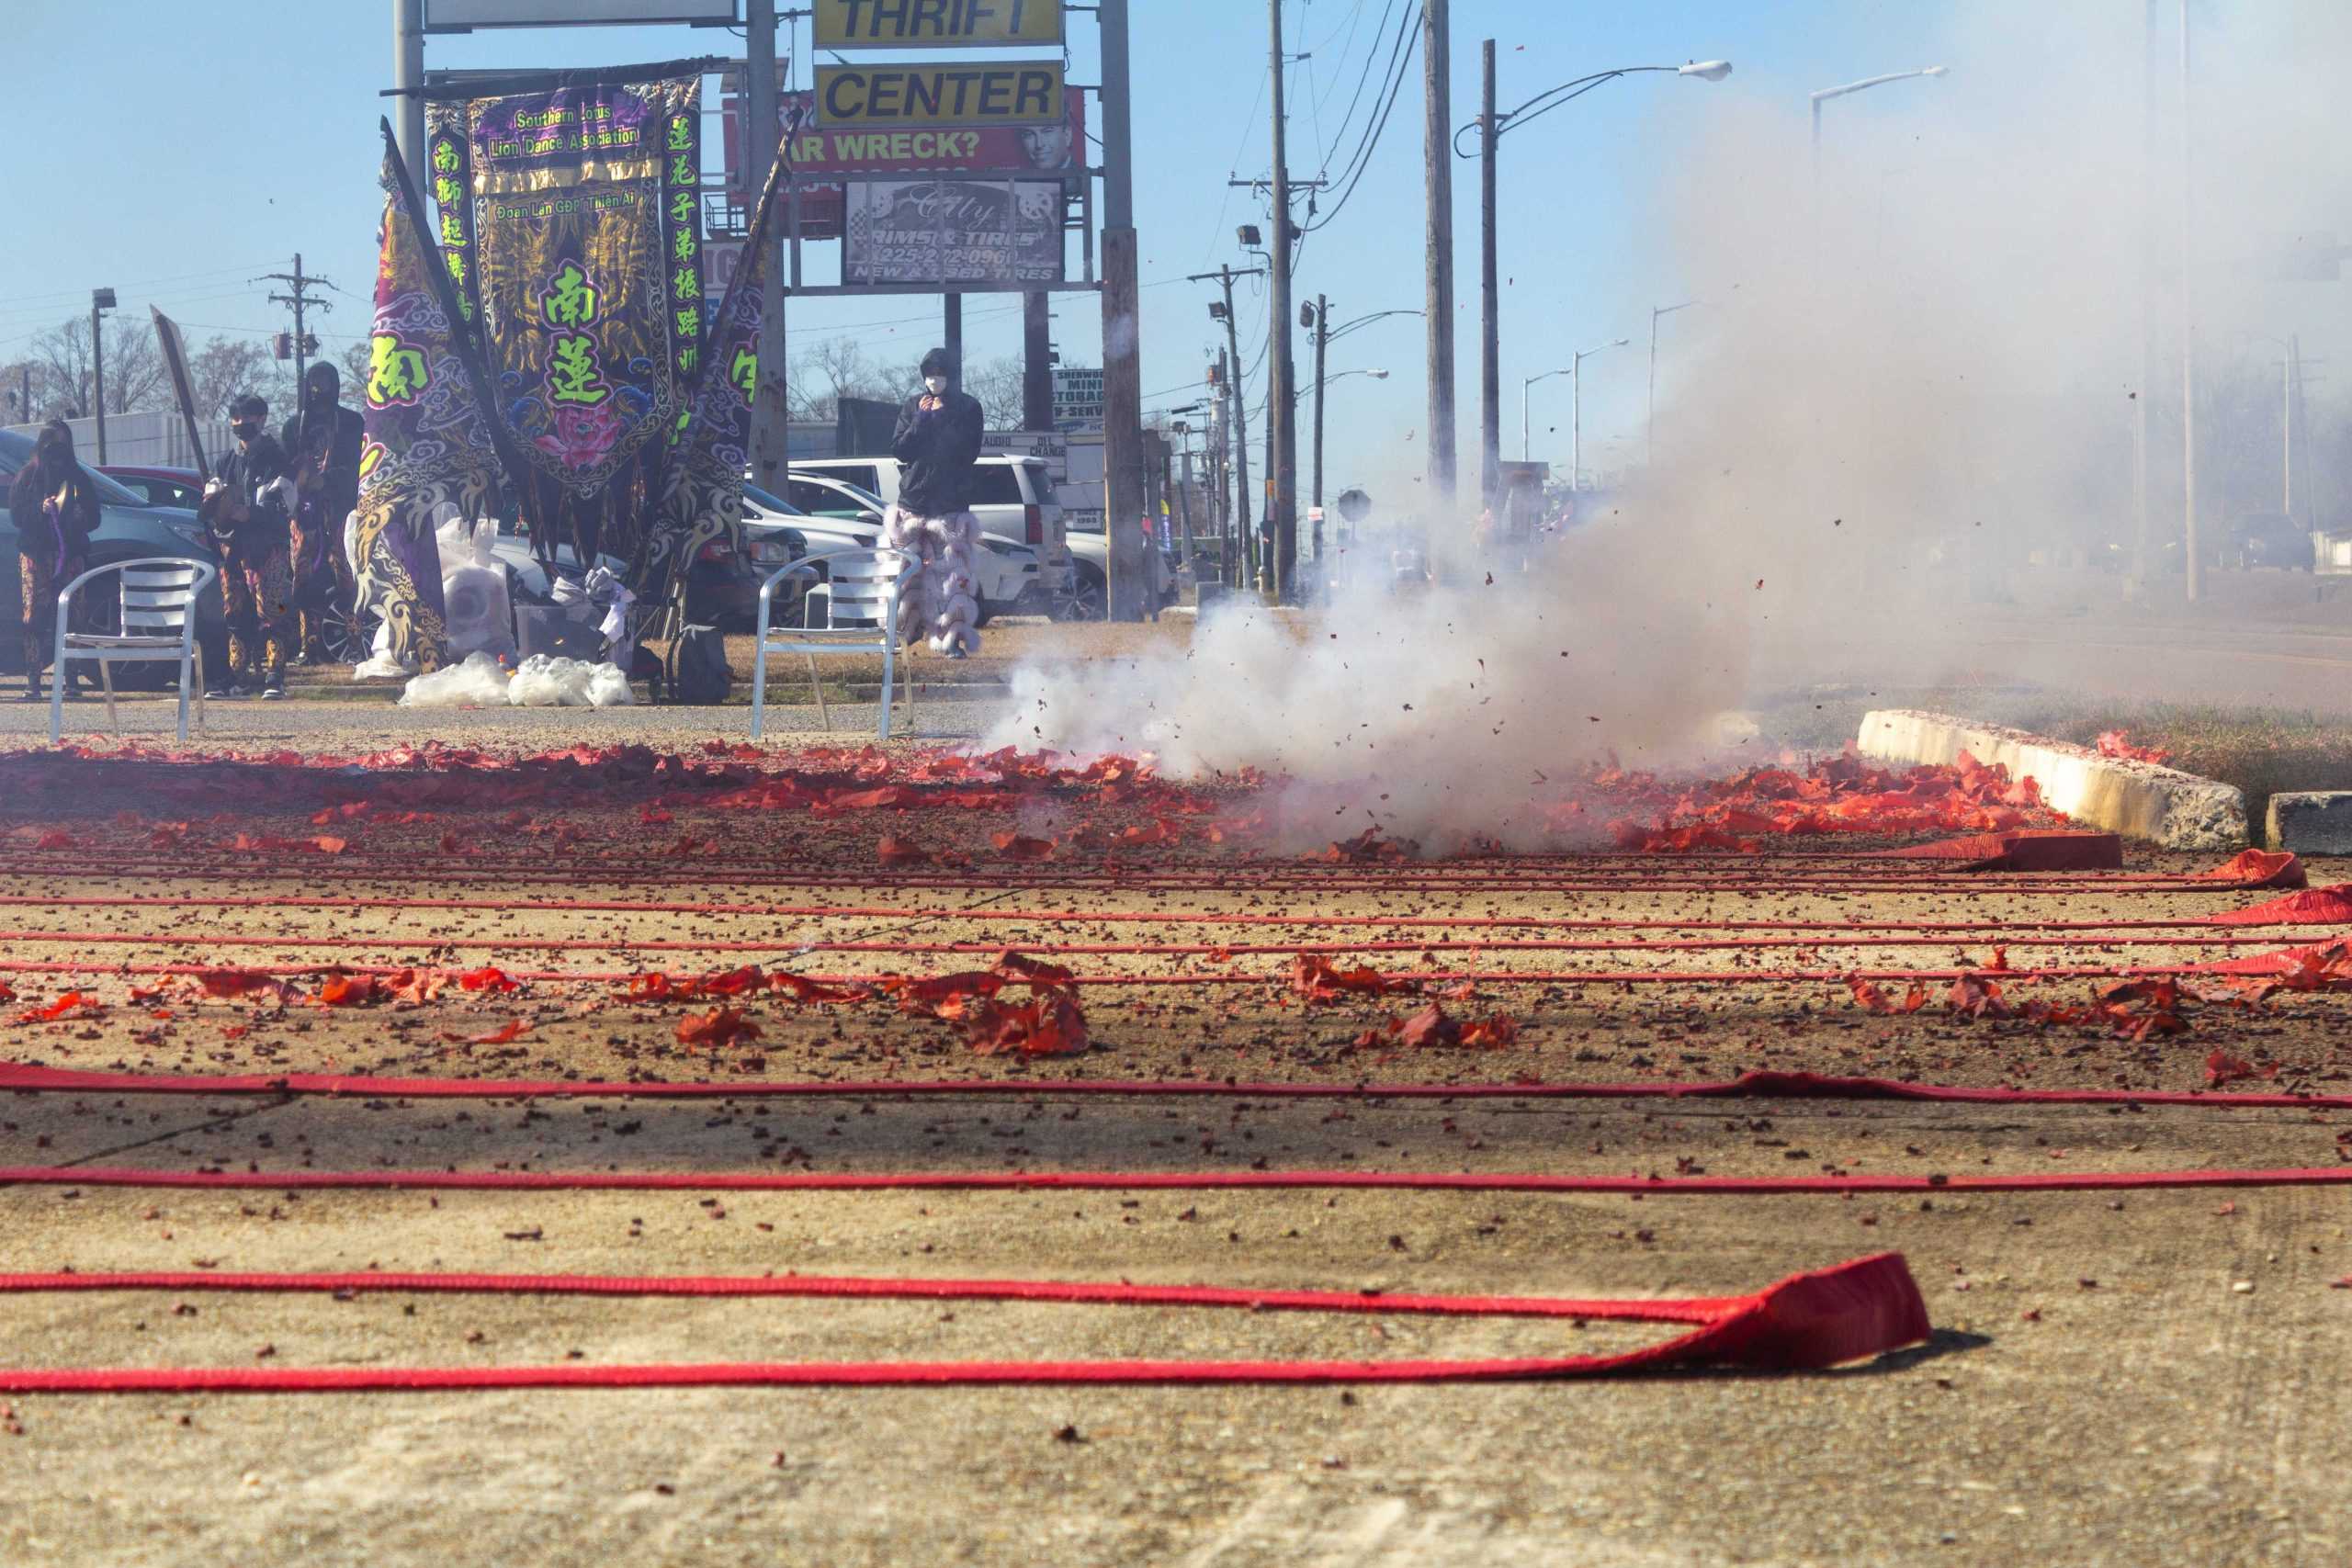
198, 394, 299, 699
281, 362, 364, 664
884, 347, 986, 659
6, 421, 99, 702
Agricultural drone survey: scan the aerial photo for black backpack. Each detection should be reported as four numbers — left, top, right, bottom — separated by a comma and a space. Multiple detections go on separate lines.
666, 624, 731, 705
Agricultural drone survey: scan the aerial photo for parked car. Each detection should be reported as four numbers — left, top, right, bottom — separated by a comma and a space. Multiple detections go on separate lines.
0, 430, 226, 679
742, 482, 1041, 626
2226, 513, 2315, 571
792, 453, 1069, 596
490, 518, 778, 633
776, 470, 888, 525
100, 465, 207, 511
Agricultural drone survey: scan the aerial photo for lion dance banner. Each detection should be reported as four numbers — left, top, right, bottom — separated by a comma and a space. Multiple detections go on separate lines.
355, 125, 510, 675
425, 63, 706, 568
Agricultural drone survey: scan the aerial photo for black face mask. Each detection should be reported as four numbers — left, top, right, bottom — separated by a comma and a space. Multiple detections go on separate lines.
232, 420, 262, 442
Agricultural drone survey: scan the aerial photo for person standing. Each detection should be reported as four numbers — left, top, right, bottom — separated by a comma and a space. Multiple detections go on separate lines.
6, 421, 97, 702
199, 395, 298, 699
281, 362, 363, 664
883, 348, 986, 659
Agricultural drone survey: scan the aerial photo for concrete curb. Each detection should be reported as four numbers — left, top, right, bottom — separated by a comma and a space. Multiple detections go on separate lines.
1855, 709, 2248, 852
2266, 792, 2352, 854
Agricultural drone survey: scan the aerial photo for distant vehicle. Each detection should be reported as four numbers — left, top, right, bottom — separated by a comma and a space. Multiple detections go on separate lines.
793, 453, 1069, 596
100, 465, 205, 511
0, 430, 226, 678
492, 518, 775, 632
2227, 513, 2315, 571
777, 470, 888, 525
744, 481, 1042, 624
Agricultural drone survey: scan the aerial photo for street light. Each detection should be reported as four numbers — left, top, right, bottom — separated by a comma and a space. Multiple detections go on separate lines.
1328, 308, 1423, 344
1521, 367, 1570, 460
1810, 67, 1948, 187
1647, 300, 1702, 466
1457, 53, 1732, 506
1570, 339, 1629, 491
90, 287, 118, 465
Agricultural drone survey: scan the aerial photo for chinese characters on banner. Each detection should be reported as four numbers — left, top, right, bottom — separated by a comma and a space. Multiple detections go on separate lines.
844, 178, 1066, 287
427, 66, 702, 563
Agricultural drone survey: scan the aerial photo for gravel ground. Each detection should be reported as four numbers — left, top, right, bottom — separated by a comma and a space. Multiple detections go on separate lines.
2, 730, 2349, 1566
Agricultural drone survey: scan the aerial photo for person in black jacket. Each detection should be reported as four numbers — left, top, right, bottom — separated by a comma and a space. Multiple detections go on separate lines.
882, 347, 986, 657
200, 394, 299, 699
281, 362, 364, 664
6, 421, 97, 701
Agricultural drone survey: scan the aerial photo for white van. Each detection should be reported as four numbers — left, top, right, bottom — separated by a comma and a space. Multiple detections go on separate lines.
794, 454, 1069, 595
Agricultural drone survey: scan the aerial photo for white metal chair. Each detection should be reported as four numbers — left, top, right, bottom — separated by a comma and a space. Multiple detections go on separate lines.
752, 548, 918, 742
51, 558, 217, 746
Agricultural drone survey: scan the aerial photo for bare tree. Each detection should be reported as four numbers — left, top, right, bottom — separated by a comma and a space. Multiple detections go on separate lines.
340, 338, 374, 400
187, 336, 286, 421
28, 315, 172, 418
962, 355, 1026, 429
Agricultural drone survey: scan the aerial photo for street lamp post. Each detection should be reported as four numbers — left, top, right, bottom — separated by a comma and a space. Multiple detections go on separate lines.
1302, 366, 1387, 557
1459, 56, 1729, 509
1521, 367, 1570, 460
1647, 299, 1700, 466
1570, 339, 1628, 491
89, 288, 117, 465
1809, 66, 1948, 190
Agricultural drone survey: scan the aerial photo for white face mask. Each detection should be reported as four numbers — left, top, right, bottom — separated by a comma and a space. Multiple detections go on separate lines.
924, 375, 949, 395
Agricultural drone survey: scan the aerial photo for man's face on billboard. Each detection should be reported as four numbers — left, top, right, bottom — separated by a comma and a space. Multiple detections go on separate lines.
1020, 125, 1074, 169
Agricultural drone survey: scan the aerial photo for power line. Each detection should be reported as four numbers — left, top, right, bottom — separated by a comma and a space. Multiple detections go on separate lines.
1302, 2, 1421, 233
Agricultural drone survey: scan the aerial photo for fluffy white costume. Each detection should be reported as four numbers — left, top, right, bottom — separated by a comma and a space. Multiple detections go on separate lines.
881, 504, 982, 657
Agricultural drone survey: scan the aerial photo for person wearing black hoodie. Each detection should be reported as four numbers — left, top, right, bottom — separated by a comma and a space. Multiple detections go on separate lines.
6, 421, 97, 701
882, 347, 986, 658
282, 361, 364, 663
200, 394, 299, 699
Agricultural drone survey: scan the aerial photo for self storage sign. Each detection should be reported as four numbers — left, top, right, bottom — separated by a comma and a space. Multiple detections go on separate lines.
814, 0, 1063, 50
816, 62, 1064, 129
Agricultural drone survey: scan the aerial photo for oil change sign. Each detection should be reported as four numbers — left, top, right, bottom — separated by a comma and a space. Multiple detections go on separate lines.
814, 0, 1063, 50
816, 62, 1064, 129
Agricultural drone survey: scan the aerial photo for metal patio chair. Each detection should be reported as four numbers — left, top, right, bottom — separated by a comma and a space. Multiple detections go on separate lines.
51, 557, 217, 746
751, 548, 919, 742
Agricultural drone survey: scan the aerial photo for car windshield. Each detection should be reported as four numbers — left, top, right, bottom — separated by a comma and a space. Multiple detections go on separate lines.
0, 431, 153, 507
808, 477, 885, 509
743, 483, 807, 516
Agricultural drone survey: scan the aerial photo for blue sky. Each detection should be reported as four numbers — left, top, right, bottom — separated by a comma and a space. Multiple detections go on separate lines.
0, 1, 2017, 492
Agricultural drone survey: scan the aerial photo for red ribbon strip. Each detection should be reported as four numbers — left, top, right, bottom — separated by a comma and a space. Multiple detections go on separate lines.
0, 1252, 1929, 1392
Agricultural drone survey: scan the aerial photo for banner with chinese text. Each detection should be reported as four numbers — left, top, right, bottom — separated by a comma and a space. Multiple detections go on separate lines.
432, 63, 703, 562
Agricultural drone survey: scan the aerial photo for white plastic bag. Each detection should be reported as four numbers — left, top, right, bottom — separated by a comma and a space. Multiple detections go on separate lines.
397, 650, 511, 707
351, 618, 413, 681
438, 516, 514, 660
506, 654, 633, 708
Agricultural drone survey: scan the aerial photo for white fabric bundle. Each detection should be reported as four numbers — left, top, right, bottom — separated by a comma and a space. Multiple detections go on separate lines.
398, 650, 633, 708
881, 504, 981, 657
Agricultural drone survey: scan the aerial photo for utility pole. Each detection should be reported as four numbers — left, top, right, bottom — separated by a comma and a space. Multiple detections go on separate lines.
1267, 0, 1297, 602
745, 0, 792, 497
2132, 0, 2157, 593
261, 254, 334, 391
1212, 352, 1232, 576
1192, 265, 1259, 589
2179, 0, 2199, 602
1022, 293, 1053, 429
1309, 293, 1329, 560
1422, 0, 1455, 511
1100, 0, 1148, 620
1478, 39, 1501, 511
944, 294, 963, 378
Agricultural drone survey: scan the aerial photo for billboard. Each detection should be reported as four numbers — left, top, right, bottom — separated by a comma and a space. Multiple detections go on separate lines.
426, 0, 738, 27
1051, 366, 1102, 432
724, 87, 1083, 239
844, 179, 1064, 288
815, 62, 1062, 130
814, 0, 1062, 49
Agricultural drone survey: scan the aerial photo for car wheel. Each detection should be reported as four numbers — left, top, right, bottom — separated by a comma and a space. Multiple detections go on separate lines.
1055, 568, 1106, 622
974, 594, 994, 628
321, 602, 372, 666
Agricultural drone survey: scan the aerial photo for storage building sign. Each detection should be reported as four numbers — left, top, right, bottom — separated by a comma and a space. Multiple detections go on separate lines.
814, 0, 1062, 49
816, 62, 1063, 129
